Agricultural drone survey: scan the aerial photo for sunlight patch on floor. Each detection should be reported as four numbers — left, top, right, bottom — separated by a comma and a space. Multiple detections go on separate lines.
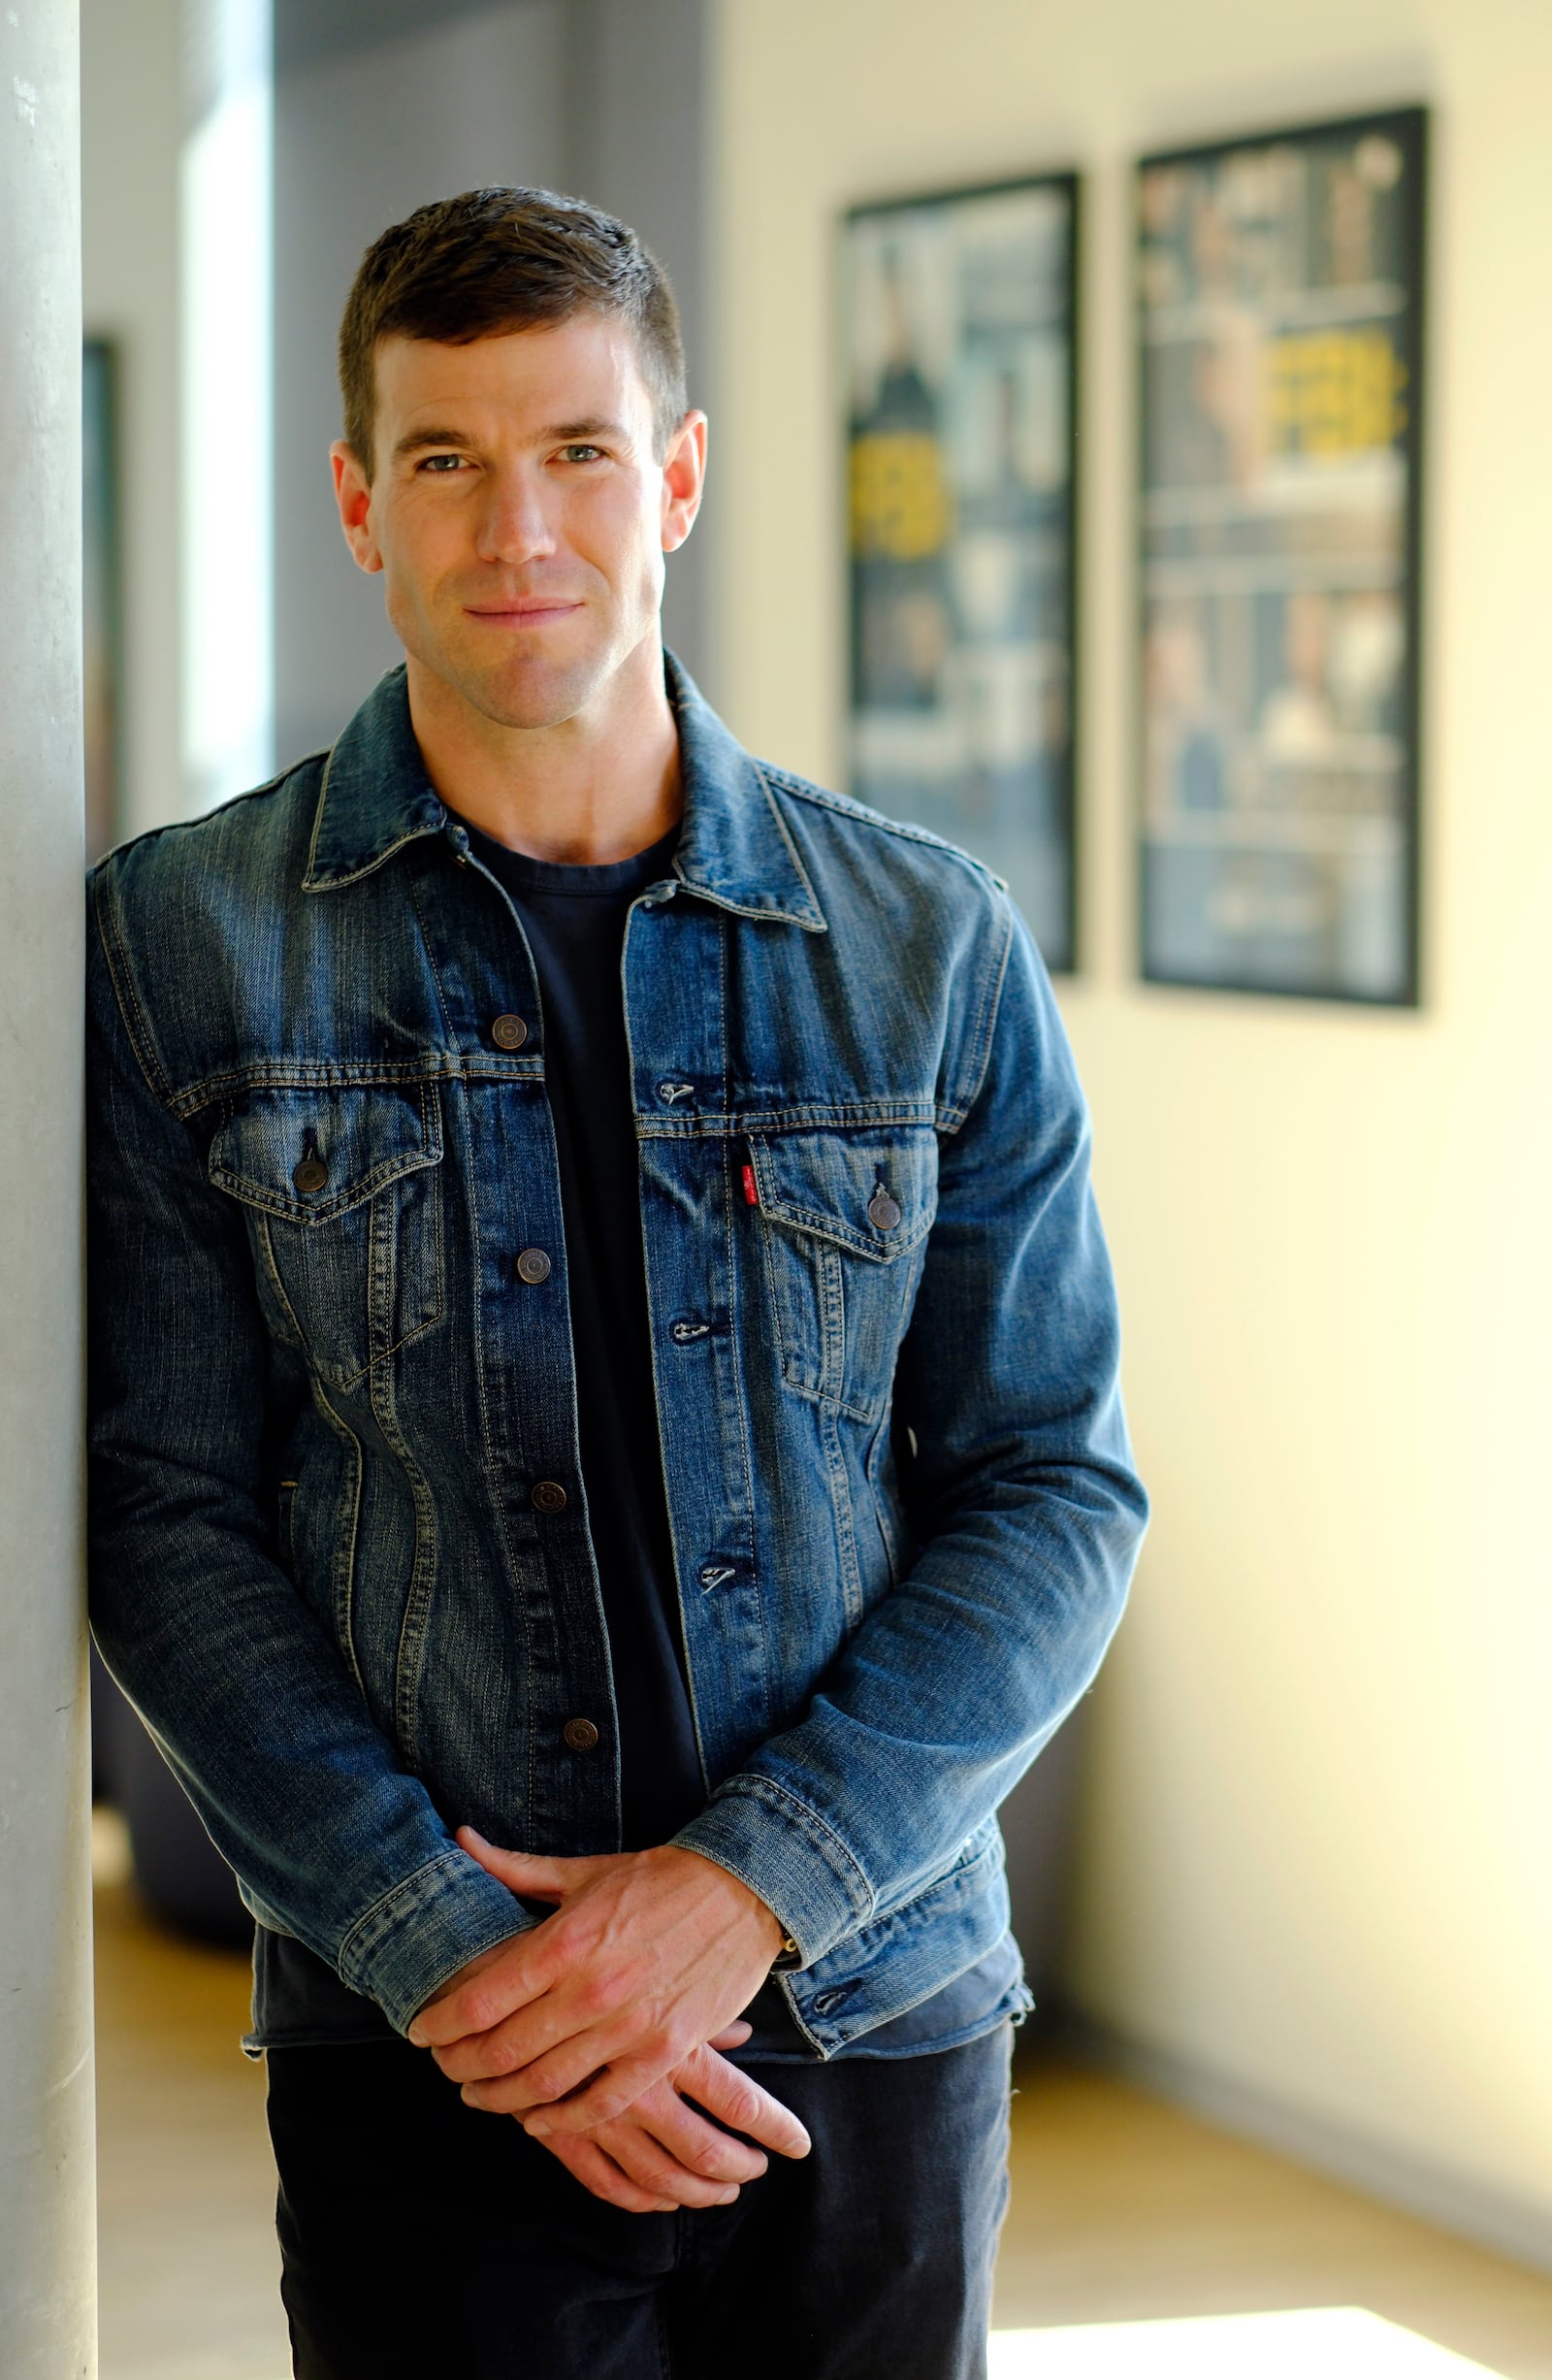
990, 2308, 1508, 2376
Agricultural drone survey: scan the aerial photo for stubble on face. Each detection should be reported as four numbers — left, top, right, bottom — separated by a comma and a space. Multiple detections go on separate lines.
368, 317, 668, 739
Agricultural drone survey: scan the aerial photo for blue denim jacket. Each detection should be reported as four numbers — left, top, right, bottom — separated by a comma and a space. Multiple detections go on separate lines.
86, 657, 1147, 2056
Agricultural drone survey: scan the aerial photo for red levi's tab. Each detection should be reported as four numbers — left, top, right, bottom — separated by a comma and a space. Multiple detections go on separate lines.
742, 1163, 760, 1207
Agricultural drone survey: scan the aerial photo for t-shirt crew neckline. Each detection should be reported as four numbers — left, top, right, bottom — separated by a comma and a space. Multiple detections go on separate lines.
455, 819, 682, 897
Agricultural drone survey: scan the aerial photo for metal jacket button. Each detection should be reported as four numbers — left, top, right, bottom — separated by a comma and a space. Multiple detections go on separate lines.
516, 1248, 552, 1284
292, 1157, 329, 1194
563, 1716, 599, 1751
531, 1480, 567, 1515
867, 1188, 902, 1231
491, 1014, 528, 1050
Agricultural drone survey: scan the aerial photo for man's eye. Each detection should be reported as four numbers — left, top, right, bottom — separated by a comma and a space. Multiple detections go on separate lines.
419, 454, 466, 473
560, 443, 603, 464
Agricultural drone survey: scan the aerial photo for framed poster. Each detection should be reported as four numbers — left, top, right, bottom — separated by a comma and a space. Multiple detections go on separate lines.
844, 174, 1080, 972
1136, 108, 1427, 1002
83, 337, 122, 865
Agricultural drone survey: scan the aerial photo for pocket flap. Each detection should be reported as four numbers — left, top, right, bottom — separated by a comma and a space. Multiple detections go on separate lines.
208, 1083, 442, 1223
747, 1126, 937, 1261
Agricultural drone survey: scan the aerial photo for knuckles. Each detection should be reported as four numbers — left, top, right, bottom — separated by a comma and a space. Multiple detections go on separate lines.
714, 2076, 760, 2134
571, 1972, 618, 2024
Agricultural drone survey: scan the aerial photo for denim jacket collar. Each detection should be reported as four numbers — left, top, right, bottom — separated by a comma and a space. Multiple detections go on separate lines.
302, 650, 826, 934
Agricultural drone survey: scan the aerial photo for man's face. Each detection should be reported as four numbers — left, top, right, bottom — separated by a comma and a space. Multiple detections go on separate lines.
331, 313, 703, 732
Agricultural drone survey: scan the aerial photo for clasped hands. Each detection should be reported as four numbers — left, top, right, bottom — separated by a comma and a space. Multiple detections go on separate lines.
408, 1828, 810, 2214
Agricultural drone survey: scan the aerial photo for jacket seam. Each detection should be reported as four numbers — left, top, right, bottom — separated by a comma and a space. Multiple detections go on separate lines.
91, 871, 178, 1112
948, 895, 1017, 1130
748, 766, 829, 925
709, 1776, 874, 1921
301, 731, 340, 889
308, 1372, 369, 1698
758, 763, 1008, 882
719, 1116, 768, 1712
335, 1849, 466, 1978
88, 755, 320, 871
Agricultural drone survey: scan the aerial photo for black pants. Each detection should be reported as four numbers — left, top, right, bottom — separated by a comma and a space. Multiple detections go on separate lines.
266, 2027, 1012, 2380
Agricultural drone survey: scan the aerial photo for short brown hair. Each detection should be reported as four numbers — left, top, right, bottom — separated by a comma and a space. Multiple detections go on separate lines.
338, 186, 687, 477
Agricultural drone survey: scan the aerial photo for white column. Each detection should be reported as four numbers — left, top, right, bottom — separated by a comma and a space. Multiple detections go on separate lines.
0, 1, 97, 2374
180, 0, 274, 815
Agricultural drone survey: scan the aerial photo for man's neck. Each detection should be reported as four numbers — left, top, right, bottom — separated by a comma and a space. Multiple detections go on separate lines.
405, 636, 683, 865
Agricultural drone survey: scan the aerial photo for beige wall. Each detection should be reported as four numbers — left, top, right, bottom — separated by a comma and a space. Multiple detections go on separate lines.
712, 0, 1552, 2239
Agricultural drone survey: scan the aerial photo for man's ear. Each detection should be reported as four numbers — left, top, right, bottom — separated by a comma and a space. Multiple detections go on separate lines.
661, 409, 708, 555
330, 440, 384, 575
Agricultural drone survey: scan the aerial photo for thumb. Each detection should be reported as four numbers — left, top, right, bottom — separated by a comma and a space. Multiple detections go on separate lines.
456, 1827, 597, 1900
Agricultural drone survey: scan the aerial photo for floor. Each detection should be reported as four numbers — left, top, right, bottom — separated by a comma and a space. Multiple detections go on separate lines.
93, 1818, 1552, 2380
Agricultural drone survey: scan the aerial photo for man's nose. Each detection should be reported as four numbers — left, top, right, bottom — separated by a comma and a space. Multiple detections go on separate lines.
473, 468, 557, 566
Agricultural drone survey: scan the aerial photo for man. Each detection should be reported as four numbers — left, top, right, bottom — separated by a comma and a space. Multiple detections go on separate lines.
87, 187, 1146, 2379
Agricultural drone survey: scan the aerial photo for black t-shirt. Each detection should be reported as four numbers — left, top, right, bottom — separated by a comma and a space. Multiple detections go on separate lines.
459, 814, 706, 1853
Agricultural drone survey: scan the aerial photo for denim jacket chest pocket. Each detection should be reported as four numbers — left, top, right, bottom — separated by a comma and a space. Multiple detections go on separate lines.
207, 1082, 445, 1391
746, 1125, 939, 1421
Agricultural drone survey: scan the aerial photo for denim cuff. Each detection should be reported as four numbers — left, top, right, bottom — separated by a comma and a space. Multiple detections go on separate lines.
674, 1778, 874, 1968
336, 1848, 534, 2035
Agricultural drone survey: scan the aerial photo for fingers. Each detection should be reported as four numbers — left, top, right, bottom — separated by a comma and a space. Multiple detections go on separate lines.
448, 2009, 635, 2106
518, 2048, 675, 2135
707, 2022, 753, 2050
430, 1993, 574, 2085
674, 2046, 811, 2161
456, 1828, 605, 1901
409, 1948, 551, 2049
529, 2125, 680, 2216
573, 2109, 749, 2210
610, 2080, 768, 2187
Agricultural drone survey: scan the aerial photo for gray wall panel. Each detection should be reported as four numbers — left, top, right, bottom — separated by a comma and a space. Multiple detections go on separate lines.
272, 0, 714, 765
273, 1, 568, 764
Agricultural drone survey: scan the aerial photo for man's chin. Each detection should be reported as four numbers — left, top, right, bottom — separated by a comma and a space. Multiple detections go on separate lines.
447, 645, 610, 734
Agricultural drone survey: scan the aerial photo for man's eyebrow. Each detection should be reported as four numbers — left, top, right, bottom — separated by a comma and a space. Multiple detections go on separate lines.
539, 417, 631, 444
391, 427, 472, 463
391, 416, 632, 465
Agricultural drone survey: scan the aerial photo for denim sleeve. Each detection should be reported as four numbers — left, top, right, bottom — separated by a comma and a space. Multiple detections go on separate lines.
85, 873, 530, 2033
676, 897, 1148, 1963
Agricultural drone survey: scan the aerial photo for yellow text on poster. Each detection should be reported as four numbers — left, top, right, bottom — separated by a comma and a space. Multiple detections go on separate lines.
850, 432, 953, 560
1265, 326, 1408, 458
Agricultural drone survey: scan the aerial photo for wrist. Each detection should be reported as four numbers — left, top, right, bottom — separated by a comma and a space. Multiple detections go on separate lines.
672, 1842, 786, 1962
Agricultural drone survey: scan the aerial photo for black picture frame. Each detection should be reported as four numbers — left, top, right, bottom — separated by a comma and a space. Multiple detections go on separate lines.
842, 172, 1081, 974
83, 336, 123, 866
1136, 107, 1428, 1004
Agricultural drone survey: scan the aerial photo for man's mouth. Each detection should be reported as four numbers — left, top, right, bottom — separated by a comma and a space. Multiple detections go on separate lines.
464, 598, 584, 628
